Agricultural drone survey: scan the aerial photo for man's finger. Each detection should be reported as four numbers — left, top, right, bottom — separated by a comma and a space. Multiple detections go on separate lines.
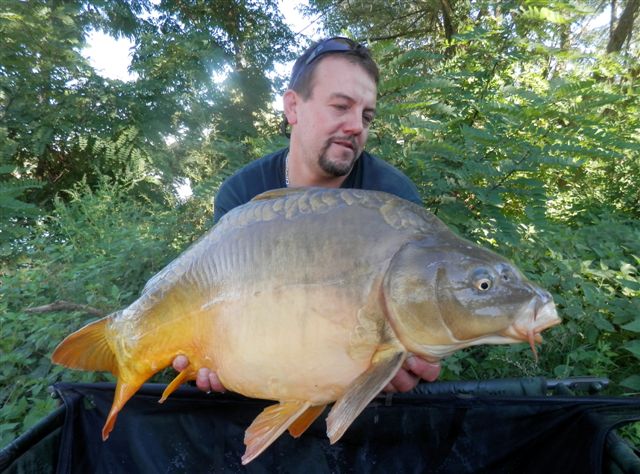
196, 368, 212, 391
388, 367, 419, 393
208, 372, 226, 393
383, 382, 397, 393
405, 356, 441, 382
172, 354, 189, 372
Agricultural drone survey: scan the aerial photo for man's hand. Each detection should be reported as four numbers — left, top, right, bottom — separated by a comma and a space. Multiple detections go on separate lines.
173, 354, 439, 394
383, 355, 441, 393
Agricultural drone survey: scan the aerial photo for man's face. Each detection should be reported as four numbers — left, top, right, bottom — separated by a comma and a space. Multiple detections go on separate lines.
288, 55, 377, 178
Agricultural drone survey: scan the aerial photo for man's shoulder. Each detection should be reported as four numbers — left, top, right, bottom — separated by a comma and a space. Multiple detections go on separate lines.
214, 148, 287, 223
357, 152, 421, 204
362, 152, 410, 178
226, 148, 286, 181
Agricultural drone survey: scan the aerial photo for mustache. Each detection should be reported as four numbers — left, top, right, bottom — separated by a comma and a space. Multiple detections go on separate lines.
329, 136, 357, 150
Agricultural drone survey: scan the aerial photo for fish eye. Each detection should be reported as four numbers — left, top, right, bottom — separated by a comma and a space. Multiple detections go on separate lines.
471, 269, 493, 291
476, 278, 492, 291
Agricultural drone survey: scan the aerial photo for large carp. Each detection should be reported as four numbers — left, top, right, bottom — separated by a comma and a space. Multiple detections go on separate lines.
52, 187, 560, 464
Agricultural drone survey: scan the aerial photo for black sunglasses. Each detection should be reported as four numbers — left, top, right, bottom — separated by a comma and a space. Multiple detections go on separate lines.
289, 37, 365, 88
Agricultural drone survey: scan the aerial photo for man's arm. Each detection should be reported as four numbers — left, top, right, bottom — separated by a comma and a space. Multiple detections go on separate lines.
212, 178, 245, 225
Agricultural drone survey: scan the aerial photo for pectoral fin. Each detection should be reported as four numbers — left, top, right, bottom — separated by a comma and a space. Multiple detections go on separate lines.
242, 401, 310, 465
326, 348, 406, 444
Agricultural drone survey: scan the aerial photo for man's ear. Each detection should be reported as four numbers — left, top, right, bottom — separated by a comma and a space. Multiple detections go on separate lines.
283, 90, 298, 126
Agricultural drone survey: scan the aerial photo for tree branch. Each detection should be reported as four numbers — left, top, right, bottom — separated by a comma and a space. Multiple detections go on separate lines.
368, 29, 426, 42
25, 300, 105, 317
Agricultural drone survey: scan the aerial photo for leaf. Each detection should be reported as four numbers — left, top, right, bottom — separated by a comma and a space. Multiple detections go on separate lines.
620, 375, 640, 391
593, 314, 615, 332
461, 125, 499, 145
624, 340, 640, 360
521, 6, 570, 25
622, 319, 640, 333
553, 365, 571, 378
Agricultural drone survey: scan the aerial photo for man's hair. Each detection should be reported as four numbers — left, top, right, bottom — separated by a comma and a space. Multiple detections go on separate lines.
289, 39, 379, 100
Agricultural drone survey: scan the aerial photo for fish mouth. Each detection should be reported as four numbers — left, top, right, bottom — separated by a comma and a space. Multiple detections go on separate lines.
503, 300, 561, 361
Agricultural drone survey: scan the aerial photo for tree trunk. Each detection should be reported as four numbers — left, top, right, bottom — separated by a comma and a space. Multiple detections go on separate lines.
440, 0, 458, 57
607, 0, 640, 52
440, 0, 457, 41
610, 0, 617, 44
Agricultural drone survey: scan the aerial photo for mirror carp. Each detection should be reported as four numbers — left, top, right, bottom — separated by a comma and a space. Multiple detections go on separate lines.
52, 187, 560, 464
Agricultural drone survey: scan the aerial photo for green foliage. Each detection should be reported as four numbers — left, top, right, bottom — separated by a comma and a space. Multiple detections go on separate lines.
374, 32, 639, 233
0, 175, 213, 445
0, 164, 41, 250
1, 0, 293, 213
0, 306, 109, 447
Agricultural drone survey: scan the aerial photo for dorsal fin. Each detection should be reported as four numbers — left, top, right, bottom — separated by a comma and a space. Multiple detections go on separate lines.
51, 317, 117, 375
251, 187, 309, 202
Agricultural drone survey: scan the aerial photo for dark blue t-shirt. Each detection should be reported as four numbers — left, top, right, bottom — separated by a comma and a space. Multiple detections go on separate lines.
213, 148, 421, 224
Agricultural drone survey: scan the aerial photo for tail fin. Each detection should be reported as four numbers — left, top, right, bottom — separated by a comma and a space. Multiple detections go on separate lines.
52, 314, 160, 439
51, 317, 117, 374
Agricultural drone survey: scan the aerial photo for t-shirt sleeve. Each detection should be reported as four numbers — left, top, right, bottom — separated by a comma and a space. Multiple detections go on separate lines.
360, 154, 422, 206
213, 178, 244, 225
396, 178, 422, 206
212, 149, 287, 224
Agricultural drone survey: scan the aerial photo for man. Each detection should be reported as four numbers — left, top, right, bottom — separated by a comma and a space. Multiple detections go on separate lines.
174, 37, 440, 394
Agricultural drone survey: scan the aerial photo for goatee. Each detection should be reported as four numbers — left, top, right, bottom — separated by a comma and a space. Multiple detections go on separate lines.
318, 138, 359, 177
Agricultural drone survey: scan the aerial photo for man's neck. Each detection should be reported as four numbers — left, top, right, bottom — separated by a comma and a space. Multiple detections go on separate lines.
286, 151, 348, 188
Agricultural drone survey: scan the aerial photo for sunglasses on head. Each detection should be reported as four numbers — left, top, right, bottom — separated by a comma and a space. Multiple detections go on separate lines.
289, 37, 365, 88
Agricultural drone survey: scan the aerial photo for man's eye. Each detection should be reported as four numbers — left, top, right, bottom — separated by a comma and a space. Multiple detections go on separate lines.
332, 104, 348, 111
363, 114, 374, 126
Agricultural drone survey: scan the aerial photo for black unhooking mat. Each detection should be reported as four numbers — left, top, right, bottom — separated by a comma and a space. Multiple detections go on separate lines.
2, 380, 640, 473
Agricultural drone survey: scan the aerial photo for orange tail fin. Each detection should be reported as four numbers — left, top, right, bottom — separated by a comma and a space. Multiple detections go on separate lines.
52, 314, 159, 439
51, 317, 117, 374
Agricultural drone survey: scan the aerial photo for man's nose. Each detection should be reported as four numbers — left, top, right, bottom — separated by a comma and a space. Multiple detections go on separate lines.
343, 110, 364, 135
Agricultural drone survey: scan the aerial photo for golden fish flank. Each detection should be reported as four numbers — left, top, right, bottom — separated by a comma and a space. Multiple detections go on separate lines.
51, 187, 561, 464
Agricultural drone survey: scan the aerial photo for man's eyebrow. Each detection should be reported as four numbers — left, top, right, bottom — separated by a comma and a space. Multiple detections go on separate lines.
329, 92, 352, 101
329, 93, 376, 113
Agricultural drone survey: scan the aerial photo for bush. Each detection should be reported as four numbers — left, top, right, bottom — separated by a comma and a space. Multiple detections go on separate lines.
0, 176, 212, 446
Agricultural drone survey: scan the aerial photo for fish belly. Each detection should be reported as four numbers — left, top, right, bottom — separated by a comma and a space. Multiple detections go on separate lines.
210, 285, 382, 404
